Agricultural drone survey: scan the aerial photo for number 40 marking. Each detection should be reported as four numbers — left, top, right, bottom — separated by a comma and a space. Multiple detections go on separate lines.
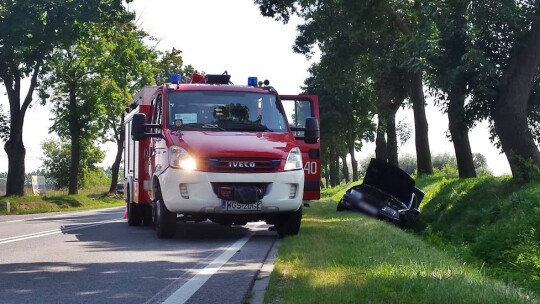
304, 161, 318, 175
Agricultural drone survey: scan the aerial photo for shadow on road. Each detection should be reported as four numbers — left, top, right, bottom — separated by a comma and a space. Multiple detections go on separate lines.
0, 259, 220, 304
60, 219, 276, 253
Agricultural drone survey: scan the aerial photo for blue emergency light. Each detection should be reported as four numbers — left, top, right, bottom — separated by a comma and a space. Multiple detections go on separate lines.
170, 73, 182, 84
248, 77, 258, 86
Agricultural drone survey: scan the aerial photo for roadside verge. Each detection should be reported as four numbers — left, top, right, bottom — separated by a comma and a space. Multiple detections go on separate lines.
263, 200, 537, 303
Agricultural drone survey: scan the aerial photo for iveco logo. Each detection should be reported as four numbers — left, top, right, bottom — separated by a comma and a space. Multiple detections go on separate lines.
229, 161, 256, 168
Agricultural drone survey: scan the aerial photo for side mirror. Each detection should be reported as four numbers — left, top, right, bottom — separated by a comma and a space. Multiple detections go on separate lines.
131, 113, 147, 141
304, 117, 319, 144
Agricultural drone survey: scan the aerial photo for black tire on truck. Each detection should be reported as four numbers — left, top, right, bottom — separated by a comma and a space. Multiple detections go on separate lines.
142, 204, 154, 226
275, 207, 302, 238
154, 195, 177, 239
127, 188, 142, 226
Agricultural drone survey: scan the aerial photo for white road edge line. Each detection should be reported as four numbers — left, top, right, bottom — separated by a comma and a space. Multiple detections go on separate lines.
0, 219, 122, 245
1, 207, 124, 224
161, 223, 263, 304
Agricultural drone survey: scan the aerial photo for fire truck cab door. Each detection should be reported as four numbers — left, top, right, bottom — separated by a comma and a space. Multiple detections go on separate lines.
280, 95, 321, 200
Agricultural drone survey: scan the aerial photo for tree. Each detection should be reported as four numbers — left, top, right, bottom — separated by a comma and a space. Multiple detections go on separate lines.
491, 4, 540, 181
465, 1, 540, 182
97, 23, 158, 194
40, 20, 159, 194
154, 48, 195, 85
303, 59, 376, 185
422, 0, 477, 178
41, 138, 105, 189
0, 0, 131, 196
254, 0, 434, 174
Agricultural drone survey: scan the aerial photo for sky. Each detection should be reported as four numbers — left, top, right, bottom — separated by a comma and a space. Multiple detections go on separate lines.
0, 0, 511, 175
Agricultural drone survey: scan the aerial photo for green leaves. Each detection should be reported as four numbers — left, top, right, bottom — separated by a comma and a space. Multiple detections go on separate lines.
40, 138, 105, 189
0, 105, 9, 141
154, 48, 185, 85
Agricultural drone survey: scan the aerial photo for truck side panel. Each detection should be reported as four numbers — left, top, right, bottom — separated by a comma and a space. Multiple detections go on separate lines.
124, 104, 153, 205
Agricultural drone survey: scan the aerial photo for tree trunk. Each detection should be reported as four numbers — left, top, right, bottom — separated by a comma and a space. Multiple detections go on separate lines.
4, 103, 26, 196
386, 108, 399, 166
108, 134, 124, 193
329, 144, 340, 187
68, 82, 81, 195
108, 118, 125, 193
340, 154, 350, 184
493, 10, 540, 182
375, 114, 387, 161
410, 71, 433, 175
385, 4, 432, 174
2, 65, 39, 196
448, 86, 476, 178
324, 163, 330, 188
347, 140, 359, 181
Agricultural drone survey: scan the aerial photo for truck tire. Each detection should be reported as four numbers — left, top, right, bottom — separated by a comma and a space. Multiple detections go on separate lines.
154, 198, 176, 239
127, 189, 142, 226
142, 204, 154, 226
275, 207, 302, 238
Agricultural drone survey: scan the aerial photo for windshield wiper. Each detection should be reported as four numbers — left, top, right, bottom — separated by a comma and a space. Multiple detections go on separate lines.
179, 123, 225, 131
217, 121, 273, 132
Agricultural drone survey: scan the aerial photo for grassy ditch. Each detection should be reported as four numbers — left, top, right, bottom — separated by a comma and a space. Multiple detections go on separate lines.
413, 175, 540, 294
0, 186, 124, 215
265, 200, 537, 303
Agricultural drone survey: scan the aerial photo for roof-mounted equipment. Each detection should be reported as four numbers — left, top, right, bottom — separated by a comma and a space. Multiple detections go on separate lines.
205, 71, 231, 84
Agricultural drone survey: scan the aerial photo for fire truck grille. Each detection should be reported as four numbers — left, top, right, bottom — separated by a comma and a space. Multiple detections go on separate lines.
211, 183, 271, 197
200, 158, 281, 173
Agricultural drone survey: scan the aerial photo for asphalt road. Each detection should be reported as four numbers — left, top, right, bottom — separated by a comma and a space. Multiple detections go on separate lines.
0, 207, 278, 304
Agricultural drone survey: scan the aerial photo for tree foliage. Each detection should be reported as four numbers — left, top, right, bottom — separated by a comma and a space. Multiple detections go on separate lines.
0, 105, 8, 141
41, 138, 105, 189
255, 0, 434, 175
154, 48, 195, 85
303, 58, 376, 186
39, 19, 159, 194
0, 0, 132, 196
255, 0, 540, 182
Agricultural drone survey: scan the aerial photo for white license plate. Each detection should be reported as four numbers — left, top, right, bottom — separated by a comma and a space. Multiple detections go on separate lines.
221, 200, 262, 210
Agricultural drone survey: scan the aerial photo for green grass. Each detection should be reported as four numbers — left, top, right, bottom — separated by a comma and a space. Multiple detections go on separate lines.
0, 186, 124, 215
265, 200, 537, 303
320, 181, 362, 202
413, 175, 540, 294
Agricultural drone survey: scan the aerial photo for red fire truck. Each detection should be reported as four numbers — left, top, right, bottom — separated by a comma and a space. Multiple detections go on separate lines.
124, 73, 320, 238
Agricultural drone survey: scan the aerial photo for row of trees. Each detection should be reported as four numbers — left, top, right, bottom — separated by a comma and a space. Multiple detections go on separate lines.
255, 0, 540, 184
0, 1, 192, 196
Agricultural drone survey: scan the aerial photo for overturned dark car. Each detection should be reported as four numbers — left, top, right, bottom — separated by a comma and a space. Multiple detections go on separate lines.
337, 158, 424, 226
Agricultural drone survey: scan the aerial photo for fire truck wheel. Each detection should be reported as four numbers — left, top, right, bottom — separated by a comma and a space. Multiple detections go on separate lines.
142, 205, 154, 226
127, 202, 142, 226
154, 198, 176, 239
275, 207, 302, 238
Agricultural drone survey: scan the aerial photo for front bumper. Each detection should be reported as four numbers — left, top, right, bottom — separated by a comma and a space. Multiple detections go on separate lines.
158, 168, 304, 214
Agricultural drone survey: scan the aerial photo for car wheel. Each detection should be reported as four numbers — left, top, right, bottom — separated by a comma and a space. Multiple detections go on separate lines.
275, 207, 302, 238
336, 199, 346, 211
154, 197, 176, 239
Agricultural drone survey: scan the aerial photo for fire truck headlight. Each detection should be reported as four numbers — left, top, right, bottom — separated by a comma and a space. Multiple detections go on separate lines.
169, 146, 197, 171
284, 147, 302, 171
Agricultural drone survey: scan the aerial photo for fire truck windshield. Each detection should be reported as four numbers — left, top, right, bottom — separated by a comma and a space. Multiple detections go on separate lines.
167, 91, 288, 132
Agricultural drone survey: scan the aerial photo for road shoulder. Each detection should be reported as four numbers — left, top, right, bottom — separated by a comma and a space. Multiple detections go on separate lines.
248, 238, 280, 304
